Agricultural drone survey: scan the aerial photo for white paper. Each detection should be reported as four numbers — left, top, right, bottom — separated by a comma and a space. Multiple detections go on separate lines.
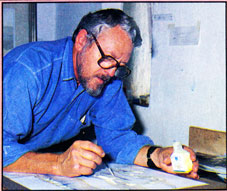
153, 13, 173, 21
169, 22, 200, 46
4, 163, 207, 190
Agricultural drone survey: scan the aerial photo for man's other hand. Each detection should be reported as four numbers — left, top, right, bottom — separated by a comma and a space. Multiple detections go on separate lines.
151, 146, 199, 179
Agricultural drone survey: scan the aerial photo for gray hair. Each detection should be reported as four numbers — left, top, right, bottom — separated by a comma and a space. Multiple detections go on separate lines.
72, 9, 142, 47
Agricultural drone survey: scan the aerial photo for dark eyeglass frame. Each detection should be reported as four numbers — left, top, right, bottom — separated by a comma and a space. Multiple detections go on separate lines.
91, 33, 131, 78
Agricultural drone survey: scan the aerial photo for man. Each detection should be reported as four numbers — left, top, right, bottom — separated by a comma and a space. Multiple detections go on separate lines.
3, 9, 199, 179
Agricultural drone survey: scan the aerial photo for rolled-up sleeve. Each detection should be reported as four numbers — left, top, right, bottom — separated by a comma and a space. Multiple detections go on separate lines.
91, 80, 154, 164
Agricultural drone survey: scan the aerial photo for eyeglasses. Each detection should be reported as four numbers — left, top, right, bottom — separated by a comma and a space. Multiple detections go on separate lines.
91, 33, 131, 79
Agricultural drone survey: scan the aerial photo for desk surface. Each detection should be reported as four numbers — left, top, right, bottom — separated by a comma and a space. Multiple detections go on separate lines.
2, 164, 226, 190
3, 175, 226, 190
194, 169, 226, 190
3, 174, 226, 190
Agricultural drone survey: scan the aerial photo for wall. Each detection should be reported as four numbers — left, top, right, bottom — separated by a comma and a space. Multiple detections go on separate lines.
37, 3, 57, 41
133, 2, 226, 147
3, 4, 30, 55
123, 3, 152, 106
37, 2, 123, 41
55, 3, 102, 39
37, 2, 225, 147
37, 3, 102, 41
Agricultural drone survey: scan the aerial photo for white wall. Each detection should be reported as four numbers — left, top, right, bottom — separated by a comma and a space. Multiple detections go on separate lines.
37, 3, 102, 41
37, 3, 57, 41
55, 3, 101, 39
37, 2, 123, 41
134, 3, 226, 147
102, 2, 122, 10
37, 2, 225, 147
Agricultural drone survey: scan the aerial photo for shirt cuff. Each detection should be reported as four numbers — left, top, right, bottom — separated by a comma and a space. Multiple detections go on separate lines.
3, 142, 31, 167
115, 135, 154, 164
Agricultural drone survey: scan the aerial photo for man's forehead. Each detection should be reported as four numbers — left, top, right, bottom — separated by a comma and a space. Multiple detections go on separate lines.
97, 26, 133, 62
97, 25, 131, 42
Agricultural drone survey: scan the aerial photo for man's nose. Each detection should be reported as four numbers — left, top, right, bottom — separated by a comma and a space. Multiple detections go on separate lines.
104, 67, 117, 77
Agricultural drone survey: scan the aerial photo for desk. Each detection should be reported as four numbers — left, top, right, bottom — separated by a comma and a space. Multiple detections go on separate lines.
194, 169, 226, 189
3, 173, 226, 190
3, 176, 29, 190
2, 164, 226, 190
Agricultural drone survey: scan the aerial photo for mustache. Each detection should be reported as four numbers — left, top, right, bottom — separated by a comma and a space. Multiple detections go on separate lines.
96, 74, 112, 83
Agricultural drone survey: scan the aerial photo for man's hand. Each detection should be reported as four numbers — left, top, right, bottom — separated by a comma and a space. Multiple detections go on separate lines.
151, 146, 199, 179
56, 140, 105, 177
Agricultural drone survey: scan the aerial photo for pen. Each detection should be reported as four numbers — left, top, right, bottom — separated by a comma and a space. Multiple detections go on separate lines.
103, 162, 129, 180
104, 161, 115, 177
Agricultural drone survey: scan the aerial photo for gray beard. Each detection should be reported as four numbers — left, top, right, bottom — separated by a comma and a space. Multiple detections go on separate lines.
84, 82, 104, 97
77, 63, 111, 97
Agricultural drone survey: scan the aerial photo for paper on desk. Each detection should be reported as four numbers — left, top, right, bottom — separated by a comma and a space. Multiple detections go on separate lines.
197, 153, 226, 182
3, 163, 207, 190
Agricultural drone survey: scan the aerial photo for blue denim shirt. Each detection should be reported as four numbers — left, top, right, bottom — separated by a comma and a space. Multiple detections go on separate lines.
3, 37, 153, 167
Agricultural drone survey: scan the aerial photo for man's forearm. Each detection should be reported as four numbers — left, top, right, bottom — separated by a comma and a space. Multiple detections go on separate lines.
3, 140, 106, 177
6, 147, 156, 175
3, 152, 60, 175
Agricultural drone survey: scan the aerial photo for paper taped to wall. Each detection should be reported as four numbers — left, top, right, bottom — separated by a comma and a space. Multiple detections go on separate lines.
169, 22, 200, 46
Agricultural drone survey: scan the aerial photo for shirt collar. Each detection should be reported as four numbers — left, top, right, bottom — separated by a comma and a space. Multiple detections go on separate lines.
61, 37, 76, 81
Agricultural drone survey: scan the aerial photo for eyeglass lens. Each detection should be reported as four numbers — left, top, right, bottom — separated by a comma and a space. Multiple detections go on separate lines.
92, 33, 131, 78
98, 57, 130, 78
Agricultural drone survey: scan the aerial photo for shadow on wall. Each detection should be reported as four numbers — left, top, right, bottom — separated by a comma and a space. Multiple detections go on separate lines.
131, 104, 145, 135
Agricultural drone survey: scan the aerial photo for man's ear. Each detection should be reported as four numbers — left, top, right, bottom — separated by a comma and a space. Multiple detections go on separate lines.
74, 29, 88, 51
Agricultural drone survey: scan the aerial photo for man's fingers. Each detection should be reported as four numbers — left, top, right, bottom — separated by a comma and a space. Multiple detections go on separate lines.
163, 155, 171, 165
74, 154, 97, 169
76, 149, 103, 165
76, 141, 105, 158
183, 170, 200, 179
73, 163, 94, 176
183, 146, 197, 161
72, 140, 104, 165
192, 160, 199, 171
